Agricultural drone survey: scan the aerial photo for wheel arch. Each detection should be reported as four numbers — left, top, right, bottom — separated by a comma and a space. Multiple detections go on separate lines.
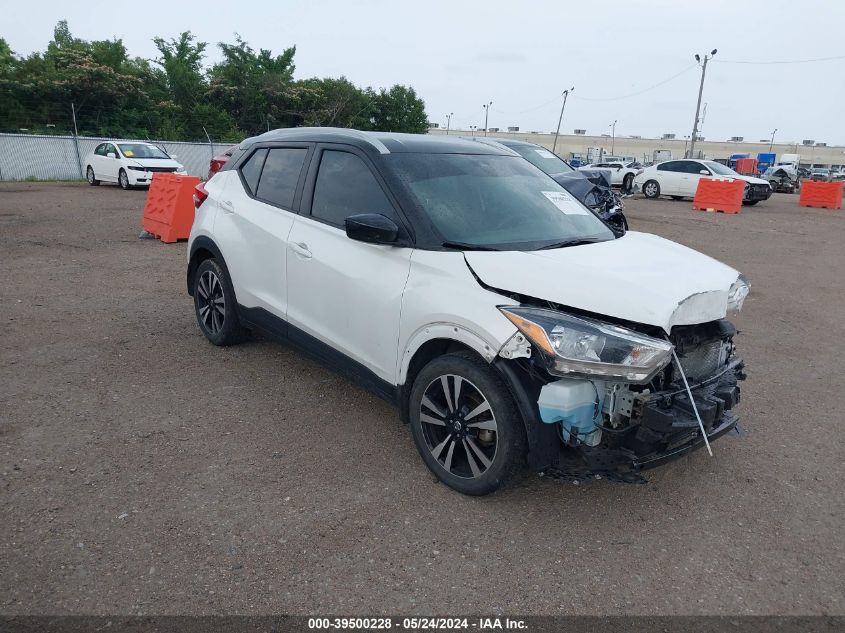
397, 328, 498, 424
187, 236, 227, 296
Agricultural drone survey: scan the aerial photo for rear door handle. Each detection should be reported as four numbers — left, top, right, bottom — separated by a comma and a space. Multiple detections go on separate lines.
220, 200, 234, 214
290, 241, 312, 259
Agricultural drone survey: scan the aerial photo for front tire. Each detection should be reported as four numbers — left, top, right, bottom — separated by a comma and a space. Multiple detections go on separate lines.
643, 179, 661, 199
622, 173, 634, 193
192, 258, 247, 346
409, 352, 526, 496
86, 166, 100, 186
742, 200, 759, 206
118, 169, 131, 190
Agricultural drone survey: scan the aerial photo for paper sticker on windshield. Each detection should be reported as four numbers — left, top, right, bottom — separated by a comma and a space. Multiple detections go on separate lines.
542, 190, 590, 215
123, 150, 134, 157
535, 149, 556, 159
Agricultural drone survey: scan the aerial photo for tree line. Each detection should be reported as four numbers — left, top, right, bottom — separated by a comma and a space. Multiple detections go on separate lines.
0, 21, 430, 142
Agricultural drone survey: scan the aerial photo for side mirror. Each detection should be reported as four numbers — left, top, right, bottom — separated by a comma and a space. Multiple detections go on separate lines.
345, 213, 400, 245
107, 152, 116, 159
699, 169, 709, 175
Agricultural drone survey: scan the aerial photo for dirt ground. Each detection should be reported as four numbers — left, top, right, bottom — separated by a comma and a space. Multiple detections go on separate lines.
1, 182, 843, 616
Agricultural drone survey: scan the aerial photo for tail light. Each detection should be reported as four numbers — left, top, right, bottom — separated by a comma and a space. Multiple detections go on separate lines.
193, 182, 209, 209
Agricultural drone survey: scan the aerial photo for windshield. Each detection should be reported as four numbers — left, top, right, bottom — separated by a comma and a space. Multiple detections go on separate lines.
705, 161, 739, 176
388, 153, 614, 250
118, 144, 170, 159
508, 144, 574, 174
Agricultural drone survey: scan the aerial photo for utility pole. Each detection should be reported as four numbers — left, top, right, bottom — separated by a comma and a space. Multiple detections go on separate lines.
446, 112, 453, 135
482, 102, 492, 136
553, 87, 574, 153
70, 102, 83, 179
610, 119, 617, 154
688, 49, 717, 161
769, 128, 778, 153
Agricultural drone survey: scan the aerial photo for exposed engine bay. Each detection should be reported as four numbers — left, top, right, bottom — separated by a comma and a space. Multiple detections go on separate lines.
496, 301, 746, 484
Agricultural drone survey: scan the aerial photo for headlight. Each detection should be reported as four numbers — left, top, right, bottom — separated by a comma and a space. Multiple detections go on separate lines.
127, 166, 145, 171
499, 307, 673, 383
727, 274, 750, 313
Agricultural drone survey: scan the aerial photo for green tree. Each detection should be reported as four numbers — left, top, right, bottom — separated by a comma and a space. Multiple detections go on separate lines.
207, 35, 304, 134
367, 85, 428, 133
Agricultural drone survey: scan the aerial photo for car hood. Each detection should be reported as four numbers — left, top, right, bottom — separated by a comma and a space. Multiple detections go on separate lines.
732, 174, 769, 185
463, 231, 741, 332
125, 158, 184, 169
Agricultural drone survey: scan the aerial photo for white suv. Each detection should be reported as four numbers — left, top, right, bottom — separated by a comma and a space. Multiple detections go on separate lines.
187, 128, 749, 495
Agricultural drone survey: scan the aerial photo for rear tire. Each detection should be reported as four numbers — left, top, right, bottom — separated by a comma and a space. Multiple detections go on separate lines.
643, 180, 660, 199
622, 173, 634, 193
742, 200, 759, 206
409, 352, 526, 496
86, 166, 100, 186
192, 258, 247, 346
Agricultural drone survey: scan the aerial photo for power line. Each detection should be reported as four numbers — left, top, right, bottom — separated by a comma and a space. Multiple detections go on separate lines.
574, 64, 698, 102
714, 54, 845, 65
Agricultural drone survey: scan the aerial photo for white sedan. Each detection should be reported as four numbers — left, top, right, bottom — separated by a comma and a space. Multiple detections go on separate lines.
84, 142, 187, 190
633, 159, 773, 205
579, 161, 643, 191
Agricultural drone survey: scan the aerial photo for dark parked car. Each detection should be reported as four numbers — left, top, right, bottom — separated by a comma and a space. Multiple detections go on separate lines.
474, 138, 628, 232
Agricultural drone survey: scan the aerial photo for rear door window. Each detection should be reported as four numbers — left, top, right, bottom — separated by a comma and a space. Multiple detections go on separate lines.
256, 148, 308, 209
657, 161, 680, 172
310, 150, 395, 227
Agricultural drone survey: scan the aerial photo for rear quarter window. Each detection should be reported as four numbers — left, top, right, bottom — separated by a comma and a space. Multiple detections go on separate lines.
239, 149, 268, 195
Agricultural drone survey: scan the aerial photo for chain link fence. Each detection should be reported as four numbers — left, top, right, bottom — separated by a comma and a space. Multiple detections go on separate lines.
0, 133, 222, 181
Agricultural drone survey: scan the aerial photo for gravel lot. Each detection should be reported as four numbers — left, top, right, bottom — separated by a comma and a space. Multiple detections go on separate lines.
1, 182, 843, 616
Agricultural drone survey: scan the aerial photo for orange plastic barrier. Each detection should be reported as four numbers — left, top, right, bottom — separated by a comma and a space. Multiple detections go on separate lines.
799, 180, 843, 210
142, 173, 201, 243
692, 177, 745, 214
734, 158, 758, 176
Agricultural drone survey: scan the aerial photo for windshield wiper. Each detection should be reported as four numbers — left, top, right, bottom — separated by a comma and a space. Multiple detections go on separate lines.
536, 238, 605, 250
441, 240, 500, 251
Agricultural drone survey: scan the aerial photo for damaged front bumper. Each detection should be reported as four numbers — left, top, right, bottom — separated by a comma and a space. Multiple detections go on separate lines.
495, 320, 747, 484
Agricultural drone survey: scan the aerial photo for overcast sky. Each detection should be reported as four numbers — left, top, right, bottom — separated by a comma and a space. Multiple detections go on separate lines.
2, 0, 844, 145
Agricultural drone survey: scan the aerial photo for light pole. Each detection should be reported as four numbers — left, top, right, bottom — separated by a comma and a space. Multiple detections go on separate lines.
553, 87, 575, 153
609, 120, 617, 154
469, 125, 477, 136
769, 128, 777, 153
482, 102, 492, 136
683, 135, 690, 157
446, 112, 453, 135
688, 49, 717, 161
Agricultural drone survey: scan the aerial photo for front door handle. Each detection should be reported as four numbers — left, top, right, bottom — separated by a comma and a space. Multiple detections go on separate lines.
290, 241, 312, 259
220, 200, 234, 214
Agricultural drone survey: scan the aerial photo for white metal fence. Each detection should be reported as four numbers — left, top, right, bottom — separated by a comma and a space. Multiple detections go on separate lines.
0, 133, 222, 181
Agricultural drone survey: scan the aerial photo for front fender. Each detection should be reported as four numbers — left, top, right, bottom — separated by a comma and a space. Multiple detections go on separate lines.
398, 322, 502, 385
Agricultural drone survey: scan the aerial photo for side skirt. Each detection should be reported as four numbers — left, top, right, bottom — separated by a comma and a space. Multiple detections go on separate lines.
236, 305, 400, 407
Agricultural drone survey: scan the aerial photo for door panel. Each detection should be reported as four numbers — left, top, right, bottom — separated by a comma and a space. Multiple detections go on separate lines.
214, 175, 296, 317
285, 147, 413, 383
212, 145, 310, 320
286, 217, 412, 383
657, 162, 681, 194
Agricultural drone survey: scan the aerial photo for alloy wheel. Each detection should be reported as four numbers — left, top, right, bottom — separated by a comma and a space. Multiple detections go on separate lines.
119, 171, 129, 189
418, 374, 498, 479
197, 270, 225, 335
87, 167, 94, 184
